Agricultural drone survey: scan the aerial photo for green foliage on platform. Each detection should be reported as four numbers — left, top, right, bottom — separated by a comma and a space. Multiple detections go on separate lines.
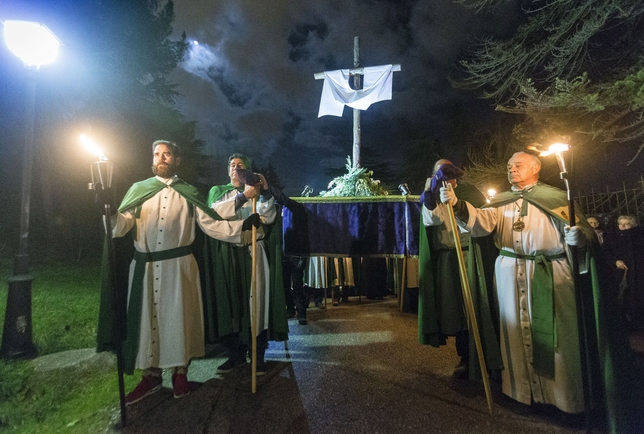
319, 156, 391, 197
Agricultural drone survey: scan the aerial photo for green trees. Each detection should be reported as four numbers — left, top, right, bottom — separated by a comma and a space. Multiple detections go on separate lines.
454, 0, 644, 176
1, 0, 201, 259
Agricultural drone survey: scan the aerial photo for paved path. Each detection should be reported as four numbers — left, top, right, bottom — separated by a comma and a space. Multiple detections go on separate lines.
121, 297, 592, 434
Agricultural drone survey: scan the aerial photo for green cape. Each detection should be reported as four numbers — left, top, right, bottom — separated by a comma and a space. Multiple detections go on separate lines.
202, 185, 289, 345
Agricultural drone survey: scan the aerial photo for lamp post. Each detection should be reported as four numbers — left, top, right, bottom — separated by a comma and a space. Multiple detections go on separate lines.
0, 21, 60, 359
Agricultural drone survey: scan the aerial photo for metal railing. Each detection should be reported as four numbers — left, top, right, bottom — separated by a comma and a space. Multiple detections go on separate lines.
576, 176, 644, 223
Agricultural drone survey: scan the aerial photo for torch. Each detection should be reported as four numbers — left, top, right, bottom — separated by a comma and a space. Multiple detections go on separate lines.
537, 142, 593, 432
82, 134, 127, 427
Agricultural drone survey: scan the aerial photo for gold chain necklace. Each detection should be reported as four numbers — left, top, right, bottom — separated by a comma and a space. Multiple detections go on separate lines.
512, 199, 525, 232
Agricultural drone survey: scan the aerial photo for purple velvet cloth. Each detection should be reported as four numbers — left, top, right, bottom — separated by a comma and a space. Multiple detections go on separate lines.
235, 168, 260, 185
430, 164, 464, 194
282, 198, 421, 257
421, 163, 463, 210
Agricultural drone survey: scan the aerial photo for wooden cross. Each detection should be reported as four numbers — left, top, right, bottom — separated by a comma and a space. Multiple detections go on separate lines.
314, 36, 401, 168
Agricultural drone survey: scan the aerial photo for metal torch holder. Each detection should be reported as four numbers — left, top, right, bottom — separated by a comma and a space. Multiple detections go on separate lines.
88, 159, 127, 427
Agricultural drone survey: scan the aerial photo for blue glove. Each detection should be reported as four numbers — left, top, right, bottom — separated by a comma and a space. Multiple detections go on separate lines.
420, 190, 437, 210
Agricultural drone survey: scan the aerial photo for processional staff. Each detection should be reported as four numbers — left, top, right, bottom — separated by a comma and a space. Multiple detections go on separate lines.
235, 168, 262, 393
442, 181, 494, 416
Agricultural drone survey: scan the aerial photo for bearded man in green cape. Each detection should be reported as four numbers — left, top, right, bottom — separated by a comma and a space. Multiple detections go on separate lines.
96, 141, 259, 405
205, 153, 288, 376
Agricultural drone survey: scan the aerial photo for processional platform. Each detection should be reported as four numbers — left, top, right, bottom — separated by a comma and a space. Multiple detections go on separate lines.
282, 195, 421, 258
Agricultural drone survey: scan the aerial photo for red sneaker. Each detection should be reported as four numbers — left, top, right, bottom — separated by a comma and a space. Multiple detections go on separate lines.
172, 373, 190, 399
125, 374, 162, 406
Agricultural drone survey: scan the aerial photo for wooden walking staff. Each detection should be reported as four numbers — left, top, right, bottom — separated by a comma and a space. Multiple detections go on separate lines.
251, 196, 259, 393
443, 181, 494, 416
236, 167, 262, 393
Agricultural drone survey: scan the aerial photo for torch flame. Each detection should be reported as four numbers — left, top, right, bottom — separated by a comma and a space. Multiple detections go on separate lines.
538, 142, 569, 157
80, 134, 107, 160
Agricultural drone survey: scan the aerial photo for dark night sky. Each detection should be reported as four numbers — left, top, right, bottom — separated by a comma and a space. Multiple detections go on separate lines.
166, 0, 520, 194
2, 1, 640, 197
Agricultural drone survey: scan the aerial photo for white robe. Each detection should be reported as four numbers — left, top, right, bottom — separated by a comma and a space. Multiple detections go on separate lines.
461, 198, 584, 413
306, 256, 329, 289
112, 176, 242, 370
211, 190, 276, 334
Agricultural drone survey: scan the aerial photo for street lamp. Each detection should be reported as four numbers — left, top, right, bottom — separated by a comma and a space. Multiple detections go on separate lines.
0, 20, 60, 359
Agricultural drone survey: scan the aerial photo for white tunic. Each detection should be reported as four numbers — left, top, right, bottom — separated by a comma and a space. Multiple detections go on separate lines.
306, 256, 329, 289
211, 189, 276, 334
461, 198, 584, 413
112, 176, 242, 370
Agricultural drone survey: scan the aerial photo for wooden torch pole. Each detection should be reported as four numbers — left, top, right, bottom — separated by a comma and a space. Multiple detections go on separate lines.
443, 183, 494, 416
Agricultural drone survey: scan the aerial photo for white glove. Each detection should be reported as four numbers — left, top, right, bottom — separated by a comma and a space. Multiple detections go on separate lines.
564, 225, 587, 247
439, 184, 458, 206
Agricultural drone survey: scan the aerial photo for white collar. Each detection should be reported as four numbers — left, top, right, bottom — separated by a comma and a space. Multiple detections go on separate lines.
511, 181, 537, 192
156, 175, 178, 185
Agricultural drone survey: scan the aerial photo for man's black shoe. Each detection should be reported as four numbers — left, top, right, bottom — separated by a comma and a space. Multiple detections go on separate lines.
452, 362, 468, 379
217, 357, 246, 374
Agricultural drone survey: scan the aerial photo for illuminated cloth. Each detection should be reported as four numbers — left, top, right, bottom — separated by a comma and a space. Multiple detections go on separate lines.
318, 64, 395, 117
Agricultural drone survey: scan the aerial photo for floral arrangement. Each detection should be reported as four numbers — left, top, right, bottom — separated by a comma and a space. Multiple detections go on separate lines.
319, 156, 390, 197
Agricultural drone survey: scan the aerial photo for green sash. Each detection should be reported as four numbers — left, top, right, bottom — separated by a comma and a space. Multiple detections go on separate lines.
499, 250, 567, 377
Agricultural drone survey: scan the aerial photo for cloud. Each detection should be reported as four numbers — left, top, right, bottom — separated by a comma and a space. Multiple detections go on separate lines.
171, 0, 505, 194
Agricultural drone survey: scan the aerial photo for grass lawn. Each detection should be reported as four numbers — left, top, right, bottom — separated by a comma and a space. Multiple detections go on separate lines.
0, 257, 137, 433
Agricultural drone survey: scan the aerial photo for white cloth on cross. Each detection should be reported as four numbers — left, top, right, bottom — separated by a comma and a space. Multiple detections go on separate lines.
318, 64, 395, 117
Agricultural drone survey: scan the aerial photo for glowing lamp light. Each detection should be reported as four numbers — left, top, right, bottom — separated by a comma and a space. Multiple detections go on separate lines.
81, 134, 113, 189
80, 134, 107, 161
3, 20, 60, 68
